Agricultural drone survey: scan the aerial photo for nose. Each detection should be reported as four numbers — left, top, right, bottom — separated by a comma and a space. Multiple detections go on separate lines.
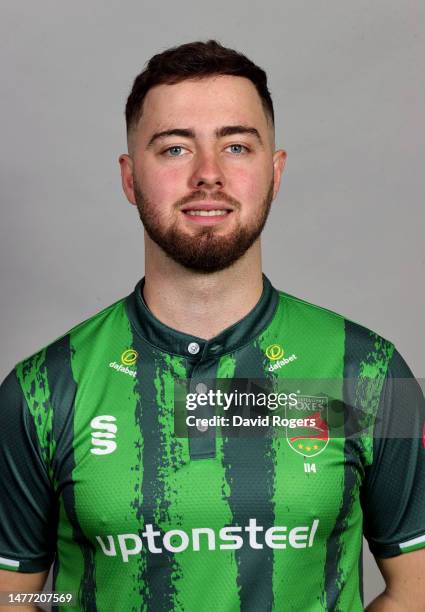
189, 149, 225, 190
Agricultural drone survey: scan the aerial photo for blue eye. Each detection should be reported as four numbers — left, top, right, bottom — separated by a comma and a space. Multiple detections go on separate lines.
164, 146, 184, 156
228, 144, 248, 154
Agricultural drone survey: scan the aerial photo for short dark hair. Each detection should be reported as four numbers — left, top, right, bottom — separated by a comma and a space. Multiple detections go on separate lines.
125, 39, 275, 141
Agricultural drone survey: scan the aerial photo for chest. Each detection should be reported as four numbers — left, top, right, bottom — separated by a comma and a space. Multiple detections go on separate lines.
56, 402, 365, 551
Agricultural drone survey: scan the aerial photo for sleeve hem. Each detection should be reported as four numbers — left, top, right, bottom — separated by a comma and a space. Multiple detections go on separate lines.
368, 530, 425, 558
0, 552, 53, 573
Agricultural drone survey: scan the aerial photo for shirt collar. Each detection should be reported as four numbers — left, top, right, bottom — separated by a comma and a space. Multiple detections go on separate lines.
125, 273, 279, 360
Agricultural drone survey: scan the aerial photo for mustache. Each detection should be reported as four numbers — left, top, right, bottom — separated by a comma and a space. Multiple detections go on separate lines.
175, 190, 240, 209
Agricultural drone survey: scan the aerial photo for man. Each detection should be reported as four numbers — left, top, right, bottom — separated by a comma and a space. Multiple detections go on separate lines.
0, 39, 424, 611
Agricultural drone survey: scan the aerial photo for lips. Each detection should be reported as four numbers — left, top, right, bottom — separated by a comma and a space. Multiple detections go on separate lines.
180, 201, 234, 225
180, 202, 234, 213
185, 209, 229, 217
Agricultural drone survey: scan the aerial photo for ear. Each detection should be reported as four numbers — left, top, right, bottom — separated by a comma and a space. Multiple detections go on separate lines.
272, 149, 287, 200
118, 154, 136, 206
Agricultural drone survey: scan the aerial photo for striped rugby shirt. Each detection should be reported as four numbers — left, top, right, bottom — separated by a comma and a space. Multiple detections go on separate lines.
0, 273, 424, 611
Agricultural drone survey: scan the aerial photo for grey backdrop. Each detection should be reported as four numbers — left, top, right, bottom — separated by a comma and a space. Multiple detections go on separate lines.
1, 1, 424, 607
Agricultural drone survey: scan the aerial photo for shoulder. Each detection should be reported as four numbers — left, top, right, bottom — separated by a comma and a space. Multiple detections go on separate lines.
3, 294, 129, 425
14, 294, 128, 377
275, 287, 395, 357
0, 294, 130, 464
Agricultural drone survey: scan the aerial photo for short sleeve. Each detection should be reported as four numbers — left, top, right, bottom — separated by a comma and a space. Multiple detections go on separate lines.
0, 368, 56, 572
361, 348, 425, 558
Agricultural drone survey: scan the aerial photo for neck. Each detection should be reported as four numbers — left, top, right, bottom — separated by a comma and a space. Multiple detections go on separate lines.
142, 237, 264, 340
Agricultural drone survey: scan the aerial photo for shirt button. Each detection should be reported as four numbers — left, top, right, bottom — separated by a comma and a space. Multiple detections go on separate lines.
188, 342, 200, 355
197, 421, 208, 432
195, 383, 207, 394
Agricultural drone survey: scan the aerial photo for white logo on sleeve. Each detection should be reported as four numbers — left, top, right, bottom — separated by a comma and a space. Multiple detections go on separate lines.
90, 415, 117, 455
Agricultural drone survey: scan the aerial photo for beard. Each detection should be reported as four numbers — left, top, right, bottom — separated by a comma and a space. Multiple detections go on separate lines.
133, 177, 275, 274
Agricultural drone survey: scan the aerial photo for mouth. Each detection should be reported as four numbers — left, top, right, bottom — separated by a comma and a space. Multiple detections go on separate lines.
180, 203, 234, 224
184, 209, 231, 217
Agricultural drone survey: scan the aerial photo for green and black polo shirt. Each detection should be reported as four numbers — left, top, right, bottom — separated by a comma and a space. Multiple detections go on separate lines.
0, 273, 424, 611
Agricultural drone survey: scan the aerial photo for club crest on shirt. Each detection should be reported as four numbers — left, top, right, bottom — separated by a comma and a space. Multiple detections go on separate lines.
285, 395, 329, 457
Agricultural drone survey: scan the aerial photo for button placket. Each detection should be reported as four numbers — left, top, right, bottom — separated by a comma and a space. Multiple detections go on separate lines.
187, 359, 217, 459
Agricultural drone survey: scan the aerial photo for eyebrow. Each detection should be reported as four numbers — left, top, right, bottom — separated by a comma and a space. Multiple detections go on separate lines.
146, 125, 264, 148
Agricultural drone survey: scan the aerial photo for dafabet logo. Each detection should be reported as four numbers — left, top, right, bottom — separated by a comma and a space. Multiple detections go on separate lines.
109, 349, 138, 378
265, 344, 284, 360
265, 344, 297, 372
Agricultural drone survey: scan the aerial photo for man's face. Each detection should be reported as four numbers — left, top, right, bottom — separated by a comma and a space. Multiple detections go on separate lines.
120, 75, 286, 273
